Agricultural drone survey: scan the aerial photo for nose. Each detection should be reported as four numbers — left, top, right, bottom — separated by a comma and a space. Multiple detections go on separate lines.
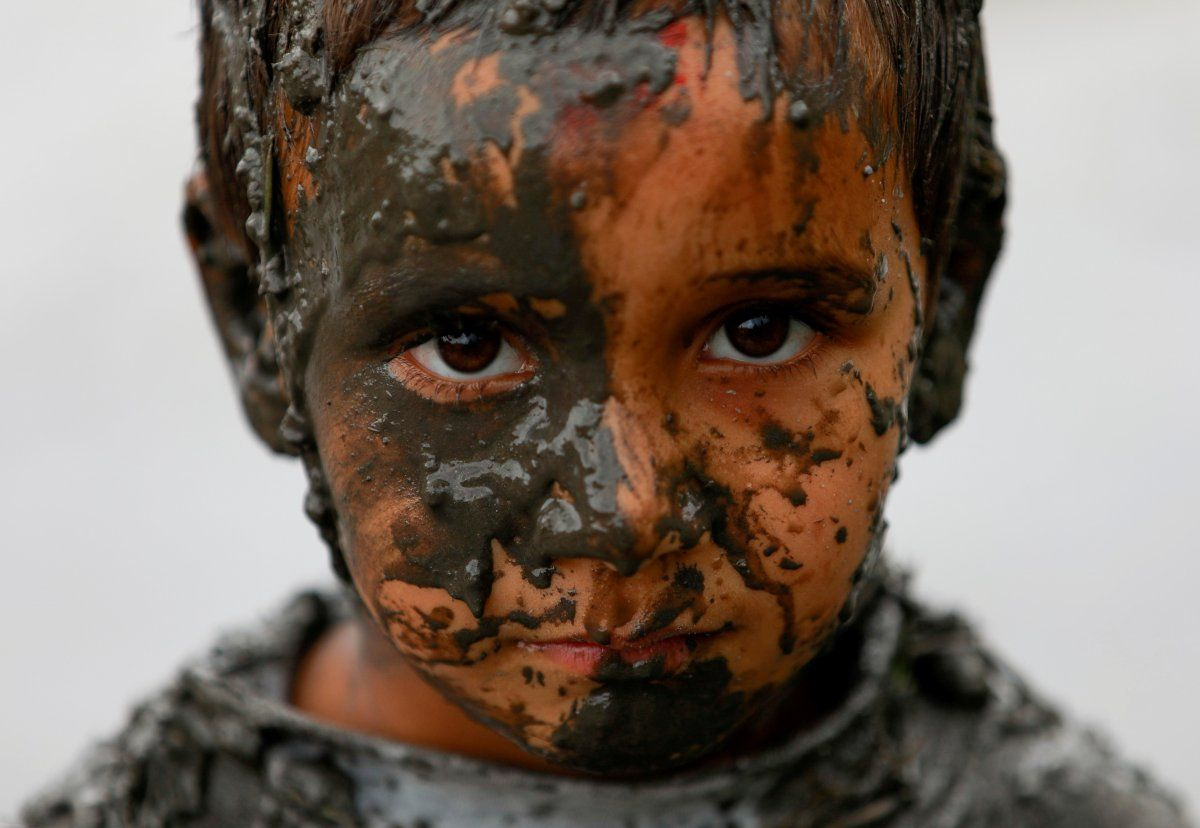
603, 397, 666, 556
528, 396, 680, 575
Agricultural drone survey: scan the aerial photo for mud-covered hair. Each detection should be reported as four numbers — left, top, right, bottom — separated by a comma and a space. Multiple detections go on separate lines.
187, 0, 1005, 576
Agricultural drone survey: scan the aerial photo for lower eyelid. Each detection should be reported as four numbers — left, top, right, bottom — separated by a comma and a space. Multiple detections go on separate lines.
388, 349, 536, 403
698, 333, 827, 373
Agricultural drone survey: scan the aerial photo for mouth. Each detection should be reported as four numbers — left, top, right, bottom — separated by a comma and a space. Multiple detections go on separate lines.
517, 630, 723, 680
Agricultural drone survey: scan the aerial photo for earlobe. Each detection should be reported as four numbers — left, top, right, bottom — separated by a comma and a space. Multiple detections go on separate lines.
183, 171, 297, 455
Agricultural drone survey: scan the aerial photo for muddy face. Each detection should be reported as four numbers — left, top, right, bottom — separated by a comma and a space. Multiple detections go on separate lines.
294, 13, 923, 774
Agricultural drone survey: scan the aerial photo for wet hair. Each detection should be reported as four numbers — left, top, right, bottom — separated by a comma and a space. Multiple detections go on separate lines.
187, 0, 1005, 575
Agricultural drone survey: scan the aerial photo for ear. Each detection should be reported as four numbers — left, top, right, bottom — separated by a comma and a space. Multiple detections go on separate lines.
907, 56, 1007, 444
183, 171, 297, 455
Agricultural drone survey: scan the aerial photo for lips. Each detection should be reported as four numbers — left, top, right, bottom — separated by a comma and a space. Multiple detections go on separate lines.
518, 632, 713, 679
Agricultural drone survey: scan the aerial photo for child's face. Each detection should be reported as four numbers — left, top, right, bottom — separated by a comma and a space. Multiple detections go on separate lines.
292, 14, 922, 773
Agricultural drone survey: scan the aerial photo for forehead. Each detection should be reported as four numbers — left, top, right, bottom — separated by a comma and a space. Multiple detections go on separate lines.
287, 11, 895, 298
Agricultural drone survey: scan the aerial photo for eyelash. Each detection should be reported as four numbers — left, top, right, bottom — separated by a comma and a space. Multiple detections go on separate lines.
705, 336, 827, 379
697, 303, 828, 366
386, 327, 537, 403
389, 363, 511, 403
384, 303, 832, 403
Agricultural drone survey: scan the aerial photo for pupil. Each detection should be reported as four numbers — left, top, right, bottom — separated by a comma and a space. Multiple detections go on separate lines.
726, 310, 789, 358
438, 324, 501, 374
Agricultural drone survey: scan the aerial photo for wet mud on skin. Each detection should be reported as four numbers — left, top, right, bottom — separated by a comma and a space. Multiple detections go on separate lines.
550, 656, 746, 774
224, 0, 928, 775
21, 586, 1193, 827
300, 24, 682, 619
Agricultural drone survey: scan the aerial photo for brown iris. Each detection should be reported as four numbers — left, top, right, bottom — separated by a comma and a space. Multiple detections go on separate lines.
724, 309, 790, 358
437, 323, 502, 374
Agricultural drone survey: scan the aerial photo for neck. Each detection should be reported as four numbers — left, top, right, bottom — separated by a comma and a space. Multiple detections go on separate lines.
291, 608, 567, 774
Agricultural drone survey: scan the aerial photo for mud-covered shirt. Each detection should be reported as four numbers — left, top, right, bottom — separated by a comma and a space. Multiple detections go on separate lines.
21, 579, 1189, 828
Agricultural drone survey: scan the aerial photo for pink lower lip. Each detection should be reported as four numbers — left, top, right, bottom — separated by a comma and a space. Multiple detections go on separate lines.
520, 635, 695, 678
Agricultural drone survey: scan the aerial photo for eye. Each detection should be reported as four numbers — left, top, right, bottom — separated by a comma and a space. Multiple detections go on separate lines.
404, 319, 528, 380
704, 307, 816, 365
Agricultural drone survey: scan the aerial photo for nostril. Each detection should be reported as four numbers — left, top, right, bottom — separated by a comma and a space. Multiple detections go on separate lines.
549, 481, 575, 504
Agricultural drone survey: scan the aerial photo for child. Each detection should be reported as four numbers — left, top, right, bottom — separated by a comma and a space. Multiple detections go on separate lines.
23, 0, 1189, 825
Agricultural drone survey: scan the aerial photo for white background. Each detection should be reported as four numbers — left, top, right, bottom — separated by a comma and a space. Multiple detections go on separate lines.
1, 0, 1197, 820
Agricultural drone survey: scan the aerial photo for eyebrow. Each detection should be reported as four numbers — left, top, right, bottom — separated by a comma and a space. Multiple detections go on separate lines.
350, 265, 516, 318
700, 261, 878, 318
333, 248, 880, 347
331, 245, 578, 342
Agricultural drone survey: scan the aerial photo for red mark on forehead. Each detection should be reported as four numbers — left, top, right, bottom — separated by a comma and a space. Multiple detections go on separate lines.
549, 19, 693, 153
555, 82, 658, 153
656, 21, 689, 87
657, 20, 687, 50
556, 102, 602, 150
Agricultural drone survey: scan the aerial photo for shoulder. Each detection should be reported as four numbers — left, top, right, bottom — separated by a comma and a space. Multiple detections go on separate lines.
19, 677, 219, 827
968, 723, 1191, 828
19, 590, 346, 828
890, 592, 1191, 828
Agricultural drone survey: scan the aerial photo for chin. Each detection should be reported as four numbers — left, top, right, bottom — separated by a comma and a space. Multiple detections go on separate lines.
533, 657, 750, 776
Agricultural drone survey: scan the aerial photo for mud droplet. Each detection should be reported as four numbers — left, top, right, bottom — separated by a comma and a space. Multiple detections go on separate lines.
787, 99, 811, 127
811, 448, 843, 464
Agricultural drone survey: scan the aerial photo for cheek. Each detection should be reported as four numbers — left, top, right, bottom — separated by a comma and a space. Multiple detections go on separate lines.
321, 438, 587, 738
309, 371, 588, 671
307, 375, 486, 651
324, 452, 581, 731
377, 576, 474, 663
318, 446, 467, 661
670, 347, 904, 661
